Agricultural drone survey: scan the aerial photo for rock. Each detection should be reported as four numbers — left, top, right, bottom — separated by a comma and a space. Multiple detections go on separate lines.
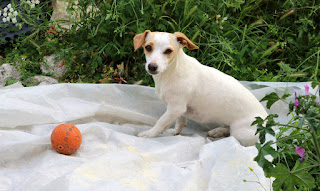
23, 76, 59, 87
33, 76, 59, 86
40, 54, 66, 78
4, 81, 24, 89
51, 0, 73, 29
0, 63, 22, 87
51, 0, 99, 29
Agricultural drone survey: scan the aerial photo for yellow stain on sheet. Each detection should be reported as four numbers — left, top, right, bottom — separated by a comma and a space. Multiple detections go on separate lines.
74, 166, 100, 181
127, 145, 138, 153
122, 178, 146, 191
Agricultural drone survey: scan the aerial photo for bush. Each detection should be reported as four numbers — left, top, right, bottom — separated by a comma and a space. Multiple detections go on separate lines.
253, 83, 320, 190
1, 0, 319, 85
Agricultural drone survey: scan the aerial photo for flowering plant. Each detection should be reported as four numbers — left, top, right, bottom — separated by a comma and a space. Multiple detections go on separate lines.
0, 0, 47, 43
253, 83, 320, 190
1, 1, 40, 25
0, 3, 19, 24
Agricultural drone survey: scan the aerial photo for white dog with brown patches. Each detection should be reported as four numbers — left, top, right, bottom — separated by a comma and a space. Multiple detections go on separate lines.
133, 30, 267, 146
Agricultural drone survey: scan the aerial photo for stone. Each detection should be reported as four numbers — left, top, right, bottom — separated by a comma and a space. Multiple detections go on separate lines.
40, 54, 66, 78
51, 0, 99, 29
23, 76, 59, 87
0, 63, 22, 87
33, 76, 59, 86
4, 81, 24, 89
51, 0, 73, 29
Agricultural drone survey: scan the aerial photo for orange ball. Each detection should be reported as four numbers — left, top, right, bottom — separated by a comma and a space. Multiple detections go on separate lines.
51, 123, 82, 155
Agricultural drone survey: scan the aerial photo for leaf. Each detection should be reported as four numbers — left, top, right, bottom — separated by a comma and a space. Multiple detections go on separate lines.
298, 117, 305, 127
258, 127, 266, 144
305, 107, 319, 132
272, 162, 315, 190
281, 92, 291, 100
265, 116, 277, 137
254, 141, 278, 177
251, 116, 264, 126
261, 42, 280, 58
311, 81, 319, 89
254, 114, 277, 144
260, 92, 281, 109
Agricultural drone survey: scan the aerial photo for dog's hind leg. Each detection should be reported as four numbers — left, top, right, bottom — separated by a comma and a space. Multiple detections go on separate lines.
166, 116, 186, 135
207, 126, 230, 138
229, 116, 259, 147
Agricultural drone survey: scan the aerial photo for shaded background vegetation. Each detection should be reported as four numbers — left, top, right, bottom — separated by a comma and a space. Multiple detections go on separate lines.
0, 0, 319, 86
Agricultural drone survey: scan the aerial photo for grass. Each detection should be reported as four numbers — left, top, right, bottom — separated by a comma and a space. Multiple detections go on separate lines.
0, 0, 319, 86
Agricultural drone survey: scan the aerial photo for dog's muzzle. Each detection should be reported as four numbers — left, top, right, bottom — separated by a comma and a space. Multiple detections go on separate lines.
147, 63, 158, 75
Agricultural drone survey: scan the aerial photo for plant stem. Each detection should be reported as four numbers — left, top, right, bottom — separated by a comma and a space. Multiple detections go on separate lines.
273, 132, 305, 144
308, 151, 320, 162
245, 181, 267, 191
291, 163, 320, 173
28, 39, 40, 49
311, 132, 320, 161
21, 29, 39, 42
278, 123, 311, 132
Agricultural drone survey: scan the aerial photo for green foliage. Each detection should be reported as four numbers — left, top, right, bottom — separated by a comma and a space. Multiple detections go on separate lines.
272, 162, 315, 190
5, 77, 18, 86
253, 114, 277, 144
260, 92, 291, 109
1, 0, 320, 85
253, 84, 320, 190
254, 141, 278, 176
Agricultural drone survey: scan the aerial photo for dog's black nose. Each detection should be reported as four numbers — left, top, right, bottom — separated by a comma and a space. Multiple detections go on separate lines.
148, 63, 158, 72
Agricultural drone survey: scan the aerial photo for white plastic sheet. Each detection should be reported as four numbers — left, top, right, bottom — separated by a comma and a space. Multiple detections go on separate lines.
0, 82, 315, 191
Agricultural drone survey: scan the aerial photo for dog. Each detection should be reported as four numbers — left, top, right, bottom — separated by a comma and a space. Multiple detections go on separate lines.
133, 30, 268, 146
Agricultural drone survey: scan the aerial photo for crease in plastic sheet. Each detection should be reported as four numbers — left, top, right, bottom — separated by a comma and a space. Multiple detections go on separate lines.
0, 82, 315, 191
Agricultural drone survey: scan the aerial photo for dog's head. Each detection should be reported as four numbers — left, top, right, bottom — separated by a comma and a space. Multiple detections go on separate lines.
133, 30, 198, 75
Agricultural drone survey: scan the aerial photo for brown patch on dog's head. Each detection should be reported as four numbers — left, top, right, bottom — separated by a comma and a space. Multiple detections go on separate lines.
133, 30, 151, 52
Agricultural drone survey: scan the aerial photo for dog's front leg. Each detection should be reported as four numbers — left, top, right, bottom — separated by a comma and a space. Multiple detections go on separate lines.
138, 104, 186, 138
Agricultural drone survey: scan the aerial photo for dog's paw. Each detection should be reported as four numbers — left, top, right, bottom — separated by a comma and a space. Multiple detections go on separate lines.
164, 129, 180, 136
207, 127, 230, 138
137, 129, 158, 138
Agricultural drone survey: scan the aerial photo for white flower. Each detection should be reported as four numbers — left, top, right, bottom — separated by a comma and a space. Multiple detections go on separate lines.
8, 13, 12, 17
3, 12, 7, 17
6, 17, 10, 22
0, 10, 2, 16
2, 18, 7, 22
9, 8, 14, 12
27, 0, 31, 4
31, 0, 35, 3
13, 11, 18, 16
7, 4, 12, 9
36, 0, 40, 4
220, 26, 224, 29
217, 15, 221, 18
12, 18, 17, 23
31, 4, 35, 8
4, 8, 8, 12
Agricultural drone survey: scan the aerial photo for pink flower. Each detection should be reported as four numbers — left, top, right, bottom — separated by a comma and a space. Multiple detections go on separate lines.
295, 146, 306, 162
295, 146, 305, 157
304, 85, 309, 95
294, 90, 298, 98
316, 101, 320, 104
294, 99, 300, 106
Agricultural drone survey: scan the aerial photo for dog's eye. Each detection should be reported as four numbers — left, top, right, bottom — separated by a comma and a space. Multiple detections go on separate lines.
145, 45, 152, 52
164, 49, 173, 54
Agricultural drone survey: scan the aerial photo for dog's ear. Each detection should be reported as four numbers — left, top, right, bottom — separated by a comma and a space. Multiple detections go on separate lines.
174, 32, 199, 50
133, 30, 151, 52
